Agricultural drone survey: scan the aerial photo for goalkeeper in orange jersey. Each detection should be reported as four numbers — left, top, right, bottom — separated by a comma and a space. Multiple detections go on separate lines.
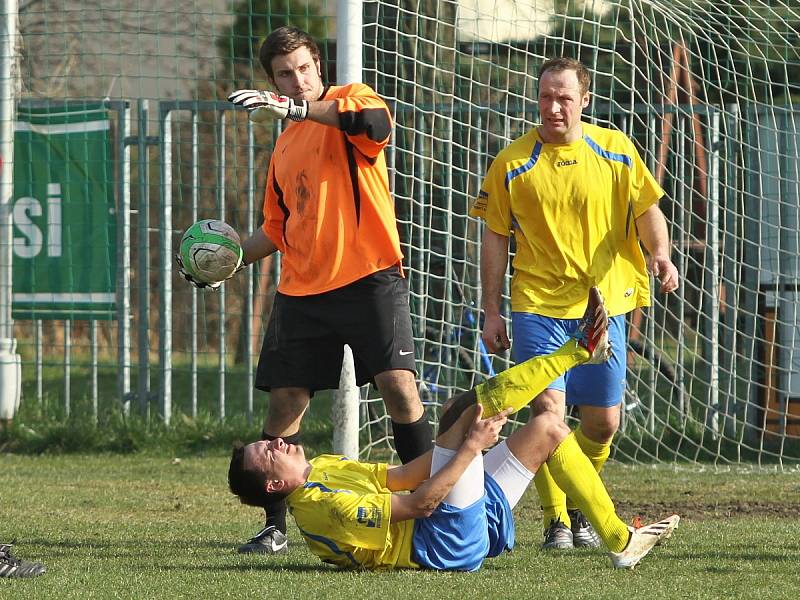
207, 26, 434, 555
228, 288, 680, 571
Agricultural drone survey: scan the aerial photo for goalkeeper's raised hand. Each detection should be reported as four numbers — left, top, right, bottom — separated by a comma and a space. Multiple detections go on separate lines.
228, 89, 308, 123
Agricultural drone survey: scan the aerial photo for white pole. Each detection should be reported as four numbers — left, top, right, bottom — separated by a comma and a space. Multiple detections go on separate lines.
0, 0, 21, 423
333, 345, 360, 458
337, 0, 363, 85
707, 109, 721, 439
332, 0, 362, 458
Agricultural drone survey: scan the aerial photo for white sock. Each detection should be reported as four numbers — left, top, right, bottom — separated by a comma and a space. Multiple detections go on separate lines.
430, 445, 485, 509
483, 440, 535, 509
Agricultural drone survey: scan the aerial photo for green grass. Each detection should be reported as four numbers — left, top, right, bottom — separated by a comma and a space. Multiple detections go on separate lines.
2, 456, 799, 599
2, 370, 338, 456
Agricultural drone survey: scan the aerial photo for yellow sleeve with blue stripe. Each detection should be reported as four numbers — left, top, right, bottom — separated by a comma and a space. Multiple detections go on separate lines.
626, 134, 663, 218
469, 130, 540, 236
469, 123, 665, 318
287, 455, 418, 569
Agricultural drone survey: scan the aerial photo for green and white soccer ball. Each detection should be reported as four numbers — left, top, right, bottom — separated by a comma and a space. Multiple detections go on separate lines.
179, 219, 243, 283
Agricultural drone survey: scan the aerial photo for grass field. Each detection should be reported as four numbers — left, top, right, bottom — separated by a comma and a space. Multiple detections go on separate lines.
2, 454, 799, 599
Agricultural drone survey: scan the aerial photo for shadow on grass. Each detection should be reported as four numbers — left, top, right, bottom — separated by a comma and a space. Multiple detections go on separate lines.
155, 562, 335, 573
671, 550, 798, 563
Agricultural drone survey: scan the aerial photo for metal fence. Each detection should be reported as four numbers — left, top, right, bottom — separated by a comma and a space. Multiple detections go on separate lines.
8, 95, 800, 464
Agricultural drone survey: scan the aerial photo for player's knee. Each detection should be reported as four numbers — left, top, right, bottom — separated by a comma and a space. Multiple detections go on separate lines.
532, 392, 565, 419
266, 388, 310, 430
376, 370, 423, 419
540, 411, 570, 448
580, 416, 619, 443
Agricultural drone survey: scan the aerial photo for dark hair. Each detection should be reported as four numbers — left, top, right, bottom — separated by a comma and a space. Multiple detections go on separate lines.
259, 26, 322, 80
538, 57, 592, 96
227, 441, 288, 507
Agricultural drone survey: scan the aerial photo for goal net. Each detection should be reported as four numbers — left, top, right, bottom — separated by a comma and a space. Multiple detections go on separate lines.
6, 1, 799, 467
357, 0, 800, 466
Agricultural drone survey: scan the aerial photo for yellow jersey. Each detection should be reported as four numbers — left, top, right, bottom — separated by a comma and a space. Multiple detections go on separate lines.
286, 454, 418, 570
470, 122, 664, 318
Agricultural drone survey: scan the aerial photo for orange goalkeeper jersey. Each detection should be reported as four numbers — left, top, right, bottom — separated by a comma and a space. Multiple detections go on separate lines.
262, 83, 403, 296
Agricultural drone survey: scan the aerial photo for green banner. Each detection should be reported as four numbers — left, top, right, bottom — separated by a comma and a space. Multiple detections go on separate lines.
12, 103, 116, 320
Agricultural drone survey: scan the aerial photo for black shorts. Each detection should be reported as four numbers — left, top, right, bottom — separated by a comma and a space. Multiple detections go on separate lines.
255, 266, 417, 393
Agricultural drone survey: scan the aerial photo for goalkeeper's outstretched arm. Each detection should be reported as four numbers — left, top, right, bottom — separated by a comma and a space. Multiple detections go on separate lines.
228, 89, 340, 127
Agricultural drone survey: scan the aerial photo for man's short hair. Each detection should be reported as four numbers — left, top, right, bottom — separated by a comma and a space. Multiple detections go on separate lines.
538, 57, 592, 96
228, 441, 289, 507
259, 26, 322, 80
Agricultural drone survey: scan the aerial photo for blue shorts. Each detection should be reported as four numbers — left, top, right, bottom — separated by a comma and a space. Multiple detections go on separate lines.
411, 474, 515, 572
511, 312, 627, 408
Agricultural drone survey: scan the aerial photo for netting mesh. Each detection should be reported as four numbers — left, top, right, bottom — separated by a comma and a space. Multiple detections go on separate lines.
5, 1, 800, 465
357, 0, 800, 465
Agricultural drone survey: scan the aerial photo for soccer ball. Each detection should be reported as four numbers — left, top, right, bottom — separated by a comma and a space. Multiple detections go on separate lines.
179, 219, 243, 283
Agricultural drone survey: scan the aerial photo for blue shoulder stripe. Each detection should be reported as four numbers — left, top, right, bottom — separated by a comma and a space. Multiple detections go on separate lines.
504, 141, 542, 190
304, 481, 352, 494
583, 134, 632, 167
297, 525, 360, 567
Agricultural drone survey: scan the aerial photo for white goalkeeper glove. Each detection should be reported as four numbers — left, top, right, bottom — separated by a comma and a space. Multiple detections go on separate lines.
175, 253, 223, 291
175, 253, 248, 291
228, 89, 309, 123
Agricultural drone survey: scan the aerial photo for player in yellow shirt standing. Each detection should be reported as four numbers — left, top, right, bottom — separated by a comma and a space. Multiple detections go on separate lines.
228, 288, 680, 571
470, 57, 679, 550
217, 26, 433, 554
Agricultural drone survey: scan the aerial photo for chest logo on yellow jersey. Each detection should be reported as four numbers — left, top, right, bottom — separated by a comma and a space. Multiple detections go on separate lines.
357, 506, 383, 528
556, 159, 578, 167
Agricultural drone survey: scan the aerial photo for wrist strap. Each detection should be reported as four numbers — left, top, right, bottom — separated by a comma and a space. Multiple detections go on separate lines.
287, 99, 308, 122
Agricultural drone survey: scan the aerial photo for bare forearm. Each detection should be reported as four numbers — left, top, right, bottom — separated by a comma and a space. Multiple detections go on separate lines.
636, 203, 680, 293
390, 408, 507, 522
385, 450, 433, 491
305, 100, 340, 127
635, 204, 671, 258
481, 229, 509, 315
406, 443, 481, 516
241, 228, 278, 265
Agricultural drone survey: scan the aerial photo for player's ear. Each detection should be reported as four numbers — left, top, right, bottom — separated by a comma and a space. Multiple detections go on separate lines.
581, 91, 590, 109
265, 479, 285, 493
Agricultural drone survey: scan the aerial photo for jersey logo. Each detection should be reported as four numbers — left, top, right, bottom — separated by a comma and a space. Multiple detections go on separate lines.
356, 506, 383, 528
556, 159, 578, 167
472, 196, 487, 212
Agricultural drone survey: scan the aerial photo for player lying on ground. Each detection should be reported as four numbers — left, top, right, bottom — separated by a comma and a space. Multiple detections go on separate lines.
228, 288, 679, 570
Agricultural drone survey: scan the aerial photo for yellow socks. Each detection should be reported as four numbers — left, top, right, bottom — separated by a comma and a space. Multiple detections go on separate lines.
574, 424, 612, 471
546, 433, 629, 552
534, 462, 570, 528
472, 339, 589, 531
474, 339, 589, 417
565, 425, 612, 512
535, 427, 614, 528
470, 340, 616, 541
